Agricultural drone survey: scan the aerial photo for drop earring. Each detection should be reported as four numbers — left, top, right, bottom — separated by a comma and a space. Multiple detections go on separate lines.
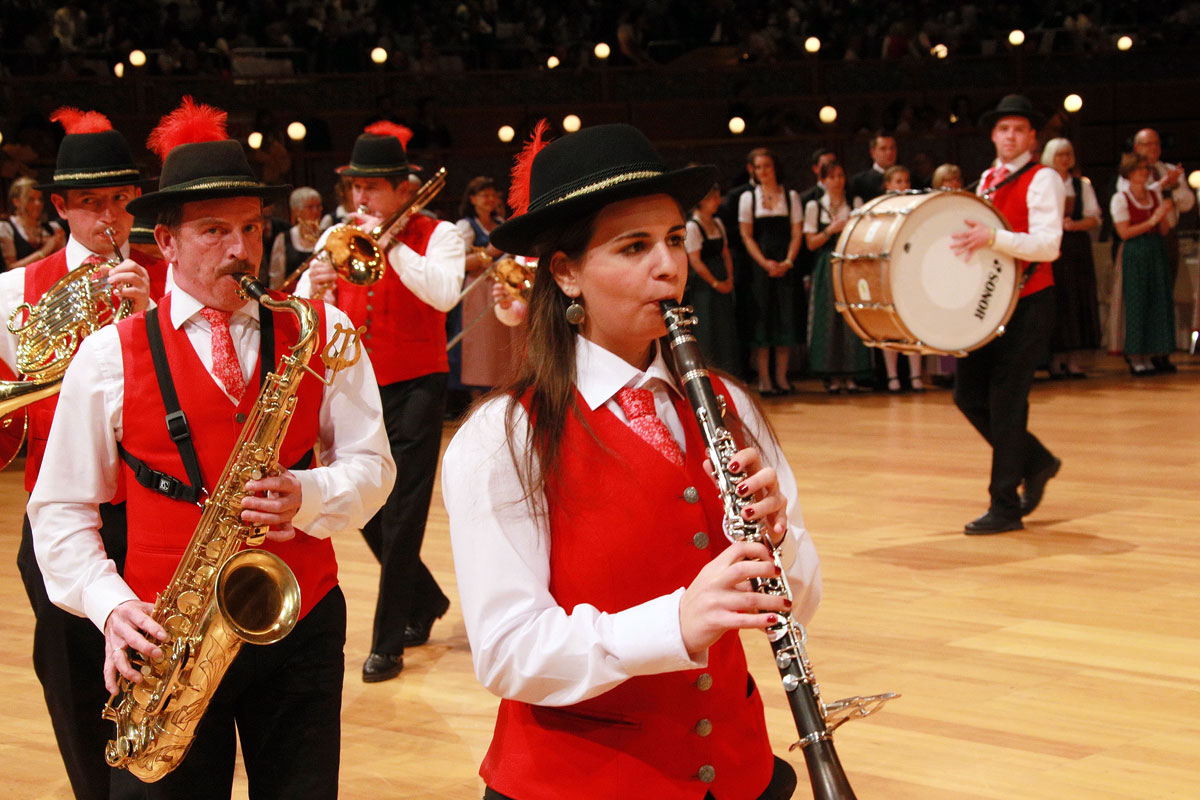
564, 297, 585, 325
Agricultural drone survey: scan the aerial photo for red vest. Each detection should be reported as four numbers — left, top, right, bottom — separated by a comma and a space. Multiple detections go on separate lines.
116, 294, 337, 621
484, 378, 774, 800
1122, 191, 1159, 229
984, 162, 1054, 298
336, 214, 448, 384
22, 247, 169, 490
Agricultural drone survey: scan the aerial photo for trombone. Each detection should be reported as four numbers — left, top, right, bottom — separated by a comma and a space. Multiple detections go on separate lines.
306, 166, 447, 290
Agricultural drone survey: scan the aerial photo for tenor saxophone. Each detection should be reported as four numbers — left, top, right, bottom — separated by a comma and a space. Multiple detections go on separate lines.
660, 300, 897, 800
103, 274, 361, 782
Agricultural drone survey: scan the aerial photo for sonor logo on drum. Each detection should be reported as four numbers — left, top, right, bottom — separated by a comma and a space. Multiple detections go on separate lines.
857, 278, 871, 301
974, 263, 1002, 321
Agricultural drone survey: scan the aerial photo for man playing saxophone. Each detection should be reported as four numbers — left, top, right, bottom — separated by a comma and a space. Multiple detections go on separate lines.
297, 121, 465, 683
3, 106, 167, 800
28, 98, 394, 799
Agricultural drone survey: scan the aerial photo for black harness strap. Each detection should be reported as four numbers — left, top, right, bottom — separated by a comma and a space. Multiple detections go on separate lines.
120, 305, 290, 503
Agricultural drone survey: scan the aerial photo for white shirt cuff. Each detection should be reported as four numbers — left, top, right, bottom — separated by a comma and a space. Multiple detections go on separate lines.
291, 468, 326, 538
85, 574, 140, 633
607, 588, 708, 673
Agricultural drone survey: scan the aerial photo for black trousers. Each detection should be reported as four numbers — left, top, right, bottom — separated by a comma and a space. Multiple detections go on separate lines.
139, 586, 347, 800
362, 372, 449, 655
483, 756, 797, 800
953, 288, 1057, 517
17, 505, 143, 800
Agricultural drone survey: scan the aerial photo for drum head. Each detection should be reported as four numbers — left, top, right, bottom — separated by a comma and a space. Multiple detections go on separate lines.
886, 192, 1018, 352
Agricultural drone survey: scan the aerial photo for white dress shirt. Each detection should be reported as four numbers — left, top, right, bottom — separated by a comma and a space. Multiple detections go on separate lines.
977, 152, 1065, 264
1061, 174, 1101, 222
297, 217, 466, 312
441, 335, 822, 708
28, 285, 396, 632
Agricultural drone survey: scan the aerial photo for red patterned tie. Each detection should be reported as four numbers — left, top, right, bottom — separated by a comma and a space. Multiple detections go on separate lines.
199, 308, 246, 401
987, 165, 1010, 193
616, 386, 684, 467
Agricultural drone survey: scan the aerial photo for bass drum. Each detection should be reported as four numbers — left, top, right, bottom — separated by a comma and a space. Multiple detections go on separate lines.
831, 190, 1020, 355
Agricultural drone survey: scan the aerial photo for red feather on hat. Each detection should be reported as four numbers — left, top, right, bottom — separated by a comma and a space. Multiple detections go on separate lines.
363, 121, 413, 150
508, 119, 551, 218
49, 107, 113, 134
146, 96, 228, 162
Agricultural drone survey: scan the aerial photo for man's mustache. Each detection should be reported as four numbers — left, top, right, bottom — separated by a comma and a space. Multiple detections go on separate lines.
218, 259, 254, 277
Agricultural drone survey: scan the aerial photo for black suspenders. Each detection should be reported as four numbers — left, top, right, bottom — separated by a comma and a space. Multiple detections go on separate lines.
119, 306, 307, 504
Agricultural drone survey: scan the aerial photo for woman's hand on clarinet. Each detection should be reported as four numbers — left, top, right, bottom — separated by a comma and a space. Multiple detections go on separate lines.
705, 447, 788, 547
679, 540, 791, 657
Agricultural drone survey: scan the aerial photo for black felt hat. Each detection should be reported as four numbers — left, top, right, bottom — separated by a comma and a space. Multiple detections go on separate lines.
128, 212, 157, 245
125, 98, 290, 217
979, 94, 1045, 130
36, 107, 151, 192
489, 123, 718, 256
338, 122, 412, 178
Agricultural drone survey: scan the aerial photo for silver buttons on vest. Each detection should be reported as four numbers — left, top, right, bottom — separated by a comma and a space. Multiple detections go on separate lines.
683, 486, 700, 503
695, 672, 713, 691
234, 412, 246, 424
693, 718, 712, 737
692, 531, 709, 550
696, 765, 716, 784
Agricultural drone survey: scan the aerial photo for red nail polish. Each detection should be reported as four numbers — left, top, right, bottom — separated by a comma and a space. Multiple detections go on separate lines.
766, 614, 778, 624
736, 482, 748, 496
743, 508, 755, 519
729, 461, 740, 472
783, 598, 792, 608
774, 566, 781, 576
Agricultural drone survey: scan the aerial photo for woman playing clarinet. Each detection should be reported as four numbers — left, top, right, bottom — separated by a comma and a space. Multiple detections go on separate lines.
441, 122, 822, 800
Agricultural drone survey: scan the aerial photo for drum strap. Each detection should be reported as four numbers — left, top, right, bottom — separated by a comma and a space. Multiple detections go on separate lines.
975, 160, 1039, 199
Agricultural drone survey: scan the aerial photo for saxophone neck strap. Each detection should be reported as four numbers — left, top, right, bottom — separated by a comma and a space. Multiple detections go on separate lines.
119, 304, 279, 504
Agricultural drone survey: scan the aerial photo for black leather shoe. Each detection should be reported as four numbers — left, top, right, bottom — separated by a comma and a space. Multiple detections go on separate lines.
1020, 457, 1062, 516
362, 652, 403, 683
964, 511, 1024, 535
402, 595, 451, 648
1152, 356, 1177, 374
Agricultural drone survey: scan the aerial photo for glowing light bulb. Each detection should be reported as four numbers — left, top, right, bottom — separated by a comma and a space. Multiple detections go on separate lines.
1117, 35, 1133, 51
370, 47, 388, 64
804, 37, 820, 54
129, 49, 147, 67
247, 132, 263, 150
931, 44, 949, 59
594, 42, 610, 60
498, 125, 515, 143
1008, 29, 1025, 46
547, 55, 560, 69
728, 116, 746, 135
113, 62, 125, 78
1188, 170, 1200, 191
1063, 94, 1083, 113
562, 114, 581, 133
819, 105, 837, 124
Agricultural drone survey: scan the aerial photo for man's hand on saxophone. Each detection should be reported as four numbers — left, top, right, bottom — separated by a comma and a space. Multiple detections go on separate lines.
102, 600, 167, 694
241, 470, 303, 541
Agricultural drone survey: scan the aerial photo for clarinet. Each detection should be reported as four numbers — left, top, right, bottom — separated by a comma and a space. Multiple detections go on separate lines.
660, 300, 897, 800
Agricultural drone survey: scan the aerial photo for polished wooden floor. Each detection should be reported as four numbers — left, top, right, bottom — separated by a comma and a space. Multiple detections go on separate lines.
4, 355, 1199, 799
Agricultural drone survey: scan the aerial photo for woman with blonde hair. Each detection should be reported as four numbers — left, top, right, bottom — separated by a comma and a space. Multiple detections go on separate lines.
1040, 138, 1101, 377
0, 176, 66, 270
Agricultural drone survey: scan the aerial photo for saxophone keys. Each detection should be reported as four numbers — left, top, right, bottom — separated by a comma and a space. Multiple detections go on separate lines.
176, 590, 203, 615
164, 613, 190, 640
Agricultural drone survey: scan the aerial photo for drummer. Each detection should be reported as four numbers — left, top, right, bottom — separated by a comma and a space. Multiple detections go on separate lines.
949, 94, 1064, 535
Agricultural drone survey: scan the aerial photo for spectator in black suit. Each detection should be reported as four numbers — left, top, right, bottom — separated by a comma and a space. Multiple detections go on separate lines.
848, 131, 898, 207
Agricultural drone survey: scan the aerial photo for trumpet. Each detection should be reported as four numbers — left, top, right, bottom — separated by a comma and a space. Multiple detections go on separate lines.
0, 227, 132, 468
445, 257, 534, 351
310, 166, 447, 288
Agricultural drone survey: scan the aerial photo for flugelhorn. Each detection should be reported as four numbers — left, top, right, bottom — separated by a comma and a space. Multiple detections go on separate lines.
660, 299, 897, 800
0, 227, 132, 468
445, 257, 534, 351
312, 166, 447, 287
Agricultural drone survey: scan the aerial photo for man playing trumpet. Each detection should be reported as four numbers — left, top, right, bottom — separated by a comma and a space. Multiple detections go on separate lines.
3, 106, 166, 800
29, 97, 393, 798
297, 121, 465, 683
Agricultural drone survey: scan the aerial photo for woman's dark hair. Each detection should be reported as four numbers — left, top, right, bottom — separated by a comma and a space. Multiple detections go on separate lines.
746, 147, 783, 182
458, 175, 497, 219
1117, 152, 1148, 179
818, 159, 843, 180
